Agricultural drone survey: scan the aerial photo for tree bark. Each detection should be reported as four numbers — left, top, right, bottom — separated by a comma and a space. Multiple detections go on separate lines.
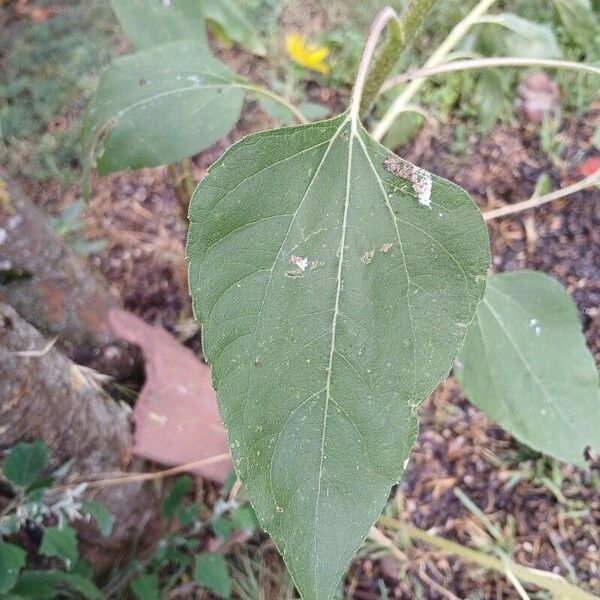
0, 302, 164, 573
0, 173, 140, 378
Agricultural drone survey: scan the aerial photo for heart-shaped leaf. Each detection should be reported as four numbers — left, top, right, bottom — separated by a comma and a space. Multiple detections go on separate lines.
2, 440, 47, 488
110, 0, 209, 51
187, 111, 489, 598
82, 40, 245, 177
456, 271, 600, 467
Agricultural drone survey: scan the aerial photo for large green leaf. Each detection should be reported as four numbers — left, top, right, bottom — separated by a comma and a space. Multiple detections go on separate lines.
110, 0, 208, 51
187, 112, 490, 599
82, 40, 245, 176
456, 271, 600, 467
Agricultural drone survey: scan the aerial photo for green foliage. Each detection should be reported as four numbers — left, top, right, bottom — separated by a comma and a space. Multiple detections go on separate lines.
111, 0, 264, 55
259, 96, 330, 125
2, 440, 47, 489
161, 475, 193, 519
82, 40, 245, 178
80, 501, 115, 538
194, 552, 232, 599
476, 13, 560, 59
474, 70, 510, 133
0, 440, 112, 598
0, 542, 27, 594
456, 272, 600, 467
10, 569, 101, 600
552, 0, 599, 49
187, 110, 490, 598
130, 573, 160, 600
0, 0, 119, 182
110, 0, 208, 51
48, 199, 107, 256
203, 0, 266, 56
39, 526, 79, 569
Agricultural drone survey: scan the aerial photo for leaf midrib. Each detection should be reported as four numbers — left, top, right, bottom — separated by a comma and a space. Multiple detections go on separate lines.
314, 116, 355, 585
237, 117, 351, 575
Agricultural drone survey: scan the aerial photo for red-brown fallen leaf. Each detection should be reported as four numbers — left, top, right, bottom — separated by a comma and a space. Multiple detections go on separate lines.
576, 156, 600, 177
109, 310, 232, 482
517, 72, 560, 123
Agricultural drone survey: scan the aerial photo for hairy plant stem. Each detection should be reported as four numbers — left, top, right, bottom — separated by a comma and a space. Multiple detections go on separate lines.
358, 0, 437, 117
372, 0, 499, 140
351, 6, 399, 123
242, 83, 308, 124
378, 517, 599, 600
381, 57, 600, 92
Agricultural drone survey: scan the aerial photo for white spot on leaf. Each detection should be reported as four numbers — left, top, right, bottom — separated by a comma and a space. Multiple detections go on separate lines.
290, 255, 308, 271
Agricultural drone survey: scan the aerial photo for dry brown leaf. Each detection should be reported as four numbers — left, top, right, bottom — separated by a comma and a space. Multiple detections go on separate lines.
109, 310, 232, 482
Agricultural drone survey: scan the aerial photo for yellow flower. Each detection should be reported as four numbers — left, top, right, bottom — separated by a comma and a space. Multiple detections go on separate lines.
286, 34, 330, 75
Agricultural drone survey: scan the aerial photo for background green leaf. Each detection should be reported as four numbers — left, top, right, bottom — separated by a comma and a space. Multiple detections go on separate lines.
161, 475, 193, 519
553, 0, 599, 49
0, 542, 26, 594
194, 552, 231, 599
80, 501, 114, 538
110, 0, 208, 51
12, 570, 101, 600
130, 574, 160, 600
203, 0, 266, 56
456, 271, 600, 467
39, 527, 78, 569
478, 13, 561, 58
187, 113, 490, 599
2, 440, 47, 488
82, 40, 245, 176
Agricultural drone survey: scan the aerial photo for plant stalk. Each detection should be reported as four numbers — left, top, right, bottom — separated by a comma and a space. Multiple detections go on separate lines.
372, 0, 499, 140
359, 0, 437, 117
378, 517, 599, 600
351, 6, 400, 123
483, 169, 600, 221
380, 57, 600, 93
242, 83, 308, 124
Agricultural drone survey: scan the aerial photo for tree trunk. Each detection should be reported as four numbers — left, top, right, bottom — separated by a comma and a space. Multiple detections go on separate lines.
0, 173, 140, 379
0, 302, 164, 573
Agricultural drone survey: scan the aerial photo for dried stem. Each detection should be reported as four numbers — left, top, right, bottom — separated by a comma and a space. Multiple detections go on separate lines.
378, 516, 599, 600
53, 453, 232, 491
381, 57, 600, 93
242, 83, 308, 124
483, 169, 600, 221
